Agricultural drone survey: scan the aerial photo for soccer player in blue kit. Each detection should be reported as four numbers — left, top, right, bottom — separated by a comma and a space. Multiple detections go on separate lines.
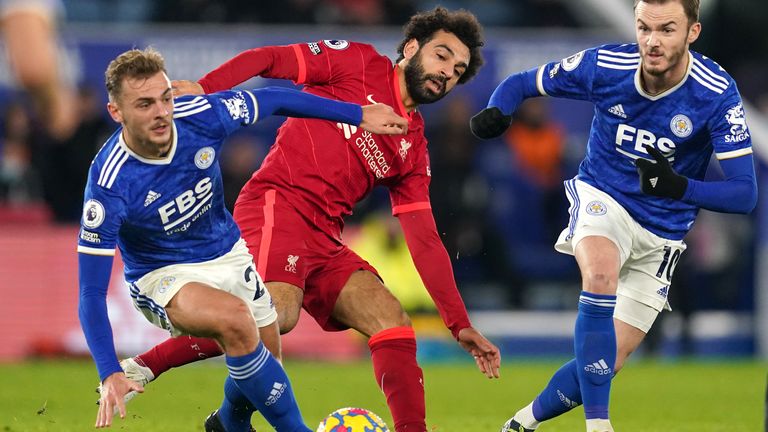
470, 0, 757, 431
77, 47, 407, 430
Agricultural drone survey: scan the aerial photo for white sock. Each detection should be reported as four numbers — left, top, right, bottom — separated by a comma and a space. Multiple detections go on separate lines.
514, 402, 540, 429
585, 418, 614, 432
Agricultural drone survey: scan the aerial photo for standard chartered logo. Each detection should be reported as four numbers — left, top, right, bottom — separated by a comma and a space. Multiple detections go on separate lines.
355, 130, 390, 179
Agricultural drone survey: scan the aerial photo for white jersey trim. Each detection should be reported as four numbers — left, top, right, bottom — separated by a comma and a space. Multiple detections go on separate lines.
244, 90, 259, 124
536, 65, 547, 96
597, 49, 640, 58
716, 147, 753, 160
691, 59, 728, 87
117, 122, 178, 165
634, 52, 692, 101
97, 144, 124, 187
597, 61, 639, 70
77, 245, 116, 256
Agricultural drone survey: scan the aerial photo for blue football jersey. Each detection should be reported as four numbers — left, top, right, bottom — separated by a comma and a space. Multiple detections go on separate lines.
535, 44, 752, 240
77, 90, 260, 281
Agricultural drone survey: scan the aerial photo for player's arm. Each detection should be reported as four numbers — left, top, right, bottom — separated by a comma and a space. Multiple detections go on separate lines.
251, 87, 406, 134
471, 48, 597, 139
397, 209, 500, 378
78, 251, 144, 427
207, 87, 406, 136
470, 67, 541, 139
636, 146, 757, 213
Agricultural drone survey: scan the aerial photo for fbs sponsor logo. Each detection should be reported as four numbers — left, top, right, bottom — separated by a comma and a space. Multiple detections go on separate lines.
158, 177, 213, 233
265, 382, 286, 406
584, 358, 612, 376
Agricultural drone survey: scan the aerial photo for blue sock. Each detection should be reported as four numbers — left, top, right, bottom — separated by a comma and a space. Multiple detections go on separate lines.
531, 359, 583, 421
218, 376, 256, 432
226, 342, 311, 432
574, 291, 616, 420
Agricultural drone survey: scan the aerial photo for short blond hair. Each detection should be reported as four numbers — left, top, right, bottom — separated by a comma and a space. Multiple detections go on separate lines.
105, 47, 166, 101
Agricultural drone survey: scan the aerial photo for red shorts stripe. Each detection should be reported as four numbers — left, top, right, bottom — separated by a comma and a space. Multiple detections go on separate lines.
368, 326, 415, 347
391, 201, 431, 215
256, 189, 276, 277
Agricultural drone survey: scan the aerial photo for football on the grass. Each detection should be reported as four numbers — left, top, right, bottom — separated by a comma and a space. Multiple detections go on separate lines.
316, 407, 389, 432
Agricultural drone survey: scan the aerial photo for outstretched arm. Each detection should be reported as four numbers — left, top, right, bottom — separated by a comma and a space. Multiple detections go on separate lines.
251, 86, 407, 134
398, 209, 501, 378
470, 67, 541, 139
79, 253, 143, 427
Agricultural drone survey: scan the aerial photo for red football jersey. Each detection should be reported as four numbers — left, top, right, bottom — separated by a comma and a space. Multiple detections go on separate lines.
199, 40, 472, 337
230, 41, 431, 240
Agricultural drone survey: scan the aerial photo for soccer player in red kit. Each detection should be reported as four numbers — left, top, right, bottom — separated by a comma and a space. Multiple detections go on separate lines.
114, 8, 501, 431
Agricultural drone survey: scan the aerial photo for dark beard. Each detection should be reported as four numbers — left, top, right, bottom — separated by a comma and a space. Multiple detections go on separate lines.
403, 51, 448, 105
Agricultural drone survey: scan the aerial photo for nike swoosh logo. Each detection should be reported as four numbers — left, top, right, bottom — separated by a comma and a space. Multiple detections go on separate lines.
366, 94, 377, 104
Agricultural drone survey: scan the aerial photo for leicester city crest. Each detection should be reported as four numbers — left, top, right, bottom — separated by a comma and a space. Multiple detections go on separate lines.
195, 147, 215, 169
159, 276, 176, 293
585, 200, 607, 216
670, 114, 693, 138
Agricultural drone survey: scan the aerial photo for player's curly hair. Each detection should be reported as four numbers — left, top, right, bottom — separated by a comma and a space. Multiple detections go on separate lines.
105, 47, 166, 101
396, 7, 484, 84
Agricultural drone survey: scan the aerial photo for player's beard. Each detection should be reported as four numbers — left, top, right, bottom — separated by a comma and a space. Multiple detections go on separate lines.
642, 44, 687, 78
403, 49, 448, 105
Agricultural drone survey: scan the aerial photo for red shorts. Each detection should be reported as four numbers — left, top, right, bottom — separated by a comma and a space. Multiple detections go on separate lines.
233, 188, 379, 331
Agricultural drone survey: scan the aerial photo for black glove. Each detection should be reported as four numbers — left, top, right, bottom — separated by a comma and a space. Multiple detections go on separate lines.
635, 145, 688, 200
470, 107, 512, 139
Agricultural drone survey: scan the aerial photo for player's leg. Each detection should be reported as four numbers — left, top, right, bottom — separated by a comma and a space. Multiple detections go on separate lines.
167, 282, 310, 432
503, 316, 646, 431
330, 269, 425, 432
572, 235, 620, 431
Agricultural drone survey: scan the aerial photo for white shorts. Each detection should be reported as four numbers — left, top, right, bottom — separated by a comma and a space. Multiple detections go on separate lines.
129, 238, 277, 336
555, 179, 687, 333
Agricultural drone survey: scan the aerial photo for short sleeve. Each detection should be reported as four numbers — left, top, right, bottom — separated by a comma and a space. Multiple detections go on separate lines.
77, 177, 127, 256
709, 86, 753, 160
537, 47, 599, 102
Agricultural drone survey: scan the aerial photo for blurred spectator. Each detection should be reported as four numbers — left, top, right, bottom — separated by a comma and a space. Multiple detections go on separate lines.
220, 134, 266, 211
30, 86, 110, 222
348, 209, 435, 313
1, 0, 77, 140
0, 102, 43, 203
504, 98, 566, 241
427, 95, 518, 308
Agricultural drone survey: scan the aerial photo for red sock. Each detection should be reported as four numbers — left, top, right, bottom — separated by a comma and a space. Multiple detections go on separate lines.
368, 327, 426, 432
137, 336, 223, 377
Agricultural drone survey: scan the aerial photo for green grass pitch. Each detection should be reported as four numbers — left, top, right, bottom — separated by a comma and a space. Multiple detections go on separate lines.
0, 358, 764, 431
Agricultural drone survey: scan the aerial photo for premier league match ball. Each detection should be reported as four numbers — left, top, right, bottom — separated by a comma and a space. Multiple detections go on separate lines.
316, 407, 390, 432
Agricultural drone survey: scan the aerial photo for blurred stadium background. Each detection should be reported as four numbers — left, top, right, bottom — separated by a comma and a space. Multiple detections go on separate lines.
0, 0, 767, 430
